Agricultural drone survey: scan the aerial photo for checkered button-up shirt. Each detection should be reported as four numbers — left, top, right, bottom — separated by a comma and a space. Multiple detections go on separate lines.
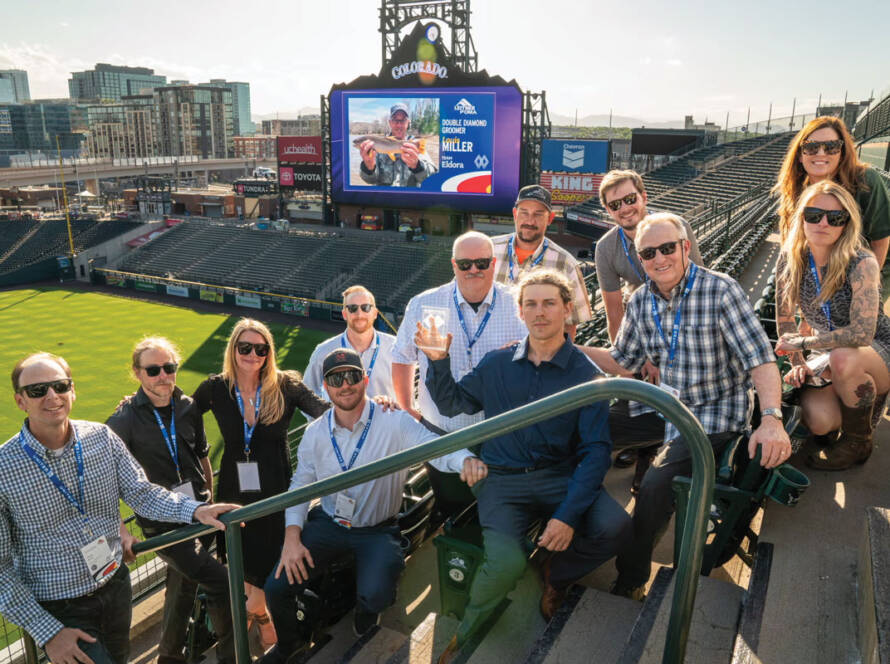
491, 233, 593, 325
393, 280, 527, 432
0, 420, 203, 646
610, 264, 775, 442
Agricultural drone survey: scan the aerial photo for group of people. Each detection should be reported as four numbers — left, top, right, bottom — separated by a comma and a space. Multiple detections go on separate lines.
1, 114, 888, 664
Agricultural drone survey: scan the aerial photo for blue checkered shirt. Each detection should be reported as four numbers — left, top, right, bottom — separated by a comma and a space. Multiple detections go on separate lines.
0, 420, 203, 646
610, 264, 775, 442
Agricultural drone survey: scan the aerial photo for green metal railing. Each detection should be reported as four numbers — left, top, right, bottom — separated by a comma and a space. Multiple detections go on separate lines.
132, 378, 715, 664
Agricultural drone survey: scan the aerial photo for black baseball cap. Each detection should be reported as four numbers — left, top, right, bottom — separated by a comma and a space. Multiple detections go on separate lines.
515, 185, 552, 211
322, 348, 364, 377
390, 103, 409, 118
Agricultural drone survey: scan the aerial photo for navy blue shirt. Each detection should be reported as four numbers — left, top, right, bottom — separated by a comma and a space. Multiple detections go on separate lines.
425, 336, 611, 528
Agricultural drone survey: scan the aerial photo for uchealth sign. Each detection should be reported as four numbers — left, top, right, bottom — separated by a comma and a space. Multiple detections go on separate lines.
539, 172, 604, 206
277, 136, 322, 163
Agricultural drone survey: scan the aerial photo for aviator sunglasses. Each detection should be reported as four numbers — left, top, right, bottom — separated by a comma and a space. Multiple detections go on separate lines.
606, 192, 638, 212
17, 378, 74, 399
802, 207, 850, 227
455, 257, 493, 271
345, 303, 374, 313
236, 341, 270, 357
800, 139, 843, 156
324, 369, 364, 388
638, 240, 681, 261
141, 363, 178, 377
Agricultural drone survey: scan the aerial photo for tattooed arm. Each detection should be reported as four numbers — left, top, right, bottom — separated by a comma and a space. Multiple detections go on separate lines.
774, 271, 805, 366
778, 256, 880, 352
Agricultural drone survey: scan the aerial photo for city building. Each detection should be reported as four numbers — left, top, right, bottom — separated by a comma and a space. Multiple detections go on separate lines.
260, 116, 321, 136
0, 101, 83, 157
154, 85, 233, 158
203, 79, 252, 136
0, 70, 31, 103
82, 95, 157, 160
68, 63, 167, 101
234, 135, 275, 159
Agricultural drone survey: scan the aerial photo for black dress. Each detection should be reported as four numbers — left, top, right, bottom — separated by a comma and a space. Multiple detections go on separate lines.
193, 373, 329, 587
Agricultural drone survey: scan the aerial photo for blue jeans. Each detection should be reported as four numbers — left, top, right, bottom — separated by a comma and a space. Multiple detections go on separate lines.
263, 507, 405, 656
38, 565, 132, 664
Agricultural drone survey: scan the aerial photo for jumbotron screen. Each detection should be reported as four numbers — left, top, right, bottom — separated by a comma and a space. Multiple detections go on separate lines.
330, 87, 522, 212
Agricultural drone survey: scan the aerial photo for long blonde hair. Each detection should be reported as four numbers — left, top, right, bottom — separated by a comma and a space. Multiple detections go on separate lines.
779, 181, 866, 311
773, 116, 867, 241
221, 318, 298, 424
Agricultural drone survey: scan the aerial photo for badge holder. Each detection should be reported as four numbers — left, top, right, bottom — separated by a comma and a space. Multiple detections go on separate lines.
171, 479, 196, 500
81, 534, 118, 582
334, 492, 356, 529
237, 459, 261, 493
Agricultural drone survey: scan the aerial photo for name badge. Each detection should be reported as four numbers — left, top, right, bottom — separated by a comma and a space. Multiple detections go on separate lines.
658, 382, 681, 400
237, 461, 261, 493
81, 536, 117, 582
334, 493, 356, 528
171, 480, 196, 500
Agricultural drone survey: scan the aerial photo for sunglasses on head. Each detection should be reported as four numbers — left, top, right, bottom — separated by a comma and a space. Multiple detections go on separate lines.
324, 369, 364, 388
455, 257, 492, 271
800, 139, 843, 156
802, 206, 850, 227
17, 379, 74, 399
236, 341, 270, 357
638, 240, 681, 261
345, 303, 373, 314
606, 192, 638, 212
141, 363, 178, 377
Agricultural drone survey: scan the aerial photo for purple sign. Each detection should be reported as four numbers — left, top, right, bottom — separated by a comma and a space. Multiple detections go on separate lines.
330, 87, 522, 213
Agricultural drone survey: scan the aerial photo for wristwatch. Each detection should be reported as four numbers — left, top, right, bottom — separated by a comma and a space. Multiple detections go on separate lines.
761, 407, 783, 422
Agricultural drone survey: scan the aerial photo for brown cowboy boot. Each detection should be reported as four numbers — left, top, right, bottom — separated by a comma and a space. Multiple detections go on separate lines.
808, 401, 874, 471
871, 391, 889, 430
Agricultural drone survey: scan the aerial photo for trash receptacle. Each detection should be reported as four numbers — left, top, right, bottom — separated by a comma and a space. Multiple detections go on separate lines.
433, 525, 484, 620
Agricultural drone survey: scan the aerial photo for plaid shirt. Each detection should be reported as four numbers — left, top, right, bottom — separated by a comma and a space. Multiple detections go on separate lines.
610, 264, 774, 442
491, 233, 593, 325
0, 420, 202, 646
393, 280, 527, 432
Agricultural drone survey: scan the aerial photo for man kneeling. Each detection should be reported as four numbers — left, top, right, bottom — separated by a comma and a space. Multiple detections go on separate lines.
417, 269, 632, 663
260, 349, 475, 663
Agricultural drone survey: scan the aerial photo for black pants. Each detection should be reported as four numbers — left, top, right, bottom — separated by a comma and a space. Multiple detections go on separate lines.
608, 399, 664, 450
155, 533, 234, 664
39, 565, 132, 664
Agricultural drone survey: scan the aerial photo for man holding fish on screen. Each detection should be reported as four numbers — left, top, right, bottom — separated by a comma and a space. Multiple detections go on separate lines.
357, 102, 438, 187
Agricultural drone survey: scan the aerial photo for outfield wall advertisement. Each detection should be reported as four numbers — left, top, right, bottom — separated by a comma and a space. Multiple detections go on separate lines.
166, 285, 189, 298
235, 293, 262, 309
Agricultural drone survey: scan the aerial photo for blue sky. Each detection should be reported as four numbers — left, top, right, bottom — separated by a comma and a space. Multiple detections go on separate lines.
2, 0, 887, 125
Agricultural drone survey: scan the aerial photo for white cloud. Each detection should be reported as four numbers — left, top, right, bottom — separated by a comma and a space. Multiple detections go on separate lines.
666, 59, 683, 67
0, 43, 88, 98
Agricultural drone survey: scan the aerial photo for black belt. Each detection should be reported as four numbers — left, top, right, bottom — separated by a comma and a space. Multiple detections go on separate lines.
485, 458, 569, 474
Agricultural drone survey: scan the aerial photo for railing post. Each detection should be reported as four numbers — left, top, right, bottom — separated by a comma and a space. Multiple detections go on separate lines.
225, 524, 251, 664
23, 633, 39, 664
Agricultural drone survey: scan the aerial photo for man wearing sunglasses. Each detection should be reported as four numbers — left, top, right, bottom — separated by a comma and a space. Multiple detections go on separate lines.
581, 214, 790, 600
303, 285, 397, 409
392, 231, 526, 431
0, 352, 240, 664
260, 349, 475, 663
107, 338, 234, 664
594, 170, 703, 490
491, 185, 593, 335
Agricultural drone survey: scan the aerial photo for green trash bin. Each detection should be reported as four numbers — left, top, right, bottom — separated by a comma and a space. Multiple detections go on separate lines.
434, 525, 484, 620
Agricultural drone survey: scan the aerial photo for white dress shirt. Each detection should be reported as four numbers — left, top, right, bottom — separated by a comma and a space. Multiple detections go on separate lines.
303, 331, 397, 406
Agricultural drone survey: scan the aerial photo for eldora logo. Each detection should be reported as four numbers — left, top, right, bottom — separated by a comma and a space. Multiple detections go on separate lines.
454, 98, 477, 115
391, 60, 448, 80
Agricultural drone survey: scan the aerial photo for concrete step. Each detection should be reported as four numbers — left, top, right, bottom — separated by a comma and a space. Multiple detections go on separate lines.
384, 612, 459, 664
858, 506, 890, 664
341, 626, 409, 664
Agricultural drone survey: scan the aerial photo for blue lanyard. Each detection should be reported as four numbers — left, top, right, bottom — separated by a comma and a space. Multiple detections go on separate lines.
21, 426, 87, 524
651, 263, 698, 373
452, 286, 497, 361
328, 402, 375, 472
507, 234, 548, 282
152, 402, 180, 480
618, 228, 645, 282
808, 253, 834, 331
234, 385, 261, 459
341, 333, 380, 380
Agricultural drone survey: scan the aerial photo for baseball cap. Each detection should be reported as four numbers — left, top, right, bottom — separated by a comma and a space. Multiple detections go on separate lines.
390, 103, 410, 118
515, 185, 552, 211
322, 348, 364, 377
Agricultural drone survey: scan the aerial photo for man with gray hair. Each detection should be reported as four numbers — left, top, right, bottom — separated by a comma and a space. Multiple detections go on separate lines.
358, 102, 438, 188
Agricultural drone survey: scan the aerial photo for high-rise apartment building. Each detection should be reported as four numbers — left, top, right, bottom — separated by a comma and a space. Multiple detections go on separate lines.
69, 63, 166, 101
260, 116, 321, 136
0, 70, 31, 103
83, 96, 157, 159
154, 85, 233, 158
204, 79, 252, 136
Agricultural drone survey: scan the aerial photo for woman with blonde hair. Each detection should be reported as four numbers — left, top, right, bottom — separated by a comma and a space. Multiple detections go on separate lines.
775, 181, 890, 470
194, 318, 329, 649
774, 115, 890, 298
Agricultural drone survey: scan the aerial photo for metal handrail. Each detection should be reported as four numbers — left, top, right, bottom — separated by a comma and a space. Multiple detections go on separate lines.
133, 378, 715, 664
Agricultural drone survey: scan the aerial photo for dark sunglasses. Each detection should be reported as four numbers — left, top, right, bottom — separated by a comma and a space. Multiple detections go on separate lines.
455, 257, 493, 271
324, 369, 364, 388
236, 341, 270, 357
606, 192, 638, 212
802, 206, 850, 227
800, 139, 843, 156
638, 240, 681, 261
141, 363, 178, 377
345, 303, 373, 313
17, 379, 74, 399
